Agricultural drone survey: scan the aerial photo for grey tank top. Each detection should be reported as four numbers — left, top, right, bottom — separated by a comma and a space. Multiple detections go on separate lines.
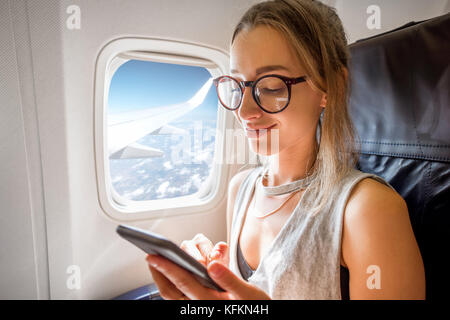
229, 166, 396, 299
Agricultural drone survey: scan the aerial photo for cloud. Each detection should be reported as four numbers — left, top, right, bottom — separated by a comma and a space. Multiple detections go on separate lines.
157, 181, 170, 196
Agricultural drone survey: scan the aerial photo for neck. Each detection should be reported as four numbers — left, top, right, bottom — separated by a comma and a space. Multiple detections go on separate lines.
265, 135, 318, 187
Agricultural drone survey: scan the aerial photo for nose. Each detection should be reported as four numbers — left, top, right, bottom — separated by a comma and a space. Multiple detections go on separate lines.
237, 86, 262, 121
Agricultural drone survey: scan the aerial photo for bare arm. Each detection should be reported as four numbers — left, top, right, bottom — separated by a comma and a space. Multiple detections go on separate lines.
342, 178, 426, 299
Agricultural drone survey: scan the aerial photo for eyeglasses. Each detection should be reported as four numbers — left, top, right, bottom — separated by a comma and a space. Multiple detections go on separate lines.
213, 74, 307, 114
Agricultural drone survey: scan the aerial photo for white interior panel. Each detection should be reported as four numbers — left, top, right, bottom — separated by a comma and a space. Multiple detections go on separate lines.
0, 0, 39, 299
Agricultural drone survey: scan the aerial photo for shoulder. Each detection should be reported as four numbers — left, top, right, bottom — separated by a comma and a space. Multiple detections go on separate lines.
343, 176, 409, 245
345, 176, 408, 220
228, 167, 256, 196
226, 167, 257, 241
227, 167, 256, 212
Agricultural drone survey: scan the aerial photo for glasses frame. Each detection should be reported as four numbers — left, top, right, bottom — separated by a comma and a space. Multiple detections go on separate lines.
213, 74, 307, 114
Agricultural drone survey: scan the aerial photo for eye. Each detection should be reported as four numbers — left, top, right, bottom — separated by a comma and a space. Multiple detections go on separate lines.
259, 86, 285, 95
262, 86, 283, 92
256, 76, 287, 95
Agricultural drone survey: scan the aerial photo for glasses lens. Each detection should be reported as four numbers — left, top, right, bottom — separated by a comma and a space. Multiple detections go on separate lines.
217, 77, 241, 110
255, 77, 289, 112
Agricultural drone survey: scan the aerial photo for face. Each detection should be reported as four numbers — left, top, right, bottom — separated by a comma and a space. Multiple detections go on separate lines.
230, 25, 325, 156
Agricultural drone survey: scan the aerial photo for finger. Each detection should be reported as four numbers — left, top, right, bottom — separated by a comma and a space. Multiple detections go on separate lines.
207, 261, 268, 300
146, 255, 185, 300
208, 242, 229, 266
193, 233, 214, 262
146, 253, 221, 300
180, 240, 207, 266
148, 265, 187, 300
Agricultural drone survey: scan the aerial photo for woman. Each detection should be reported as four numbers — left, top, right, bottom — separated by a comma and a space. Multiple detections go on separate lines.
146, 0, 425, 299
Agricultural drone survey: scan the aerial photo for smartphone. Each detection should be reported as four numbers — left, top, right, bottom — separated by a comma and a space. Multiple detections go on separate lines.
116, 224, 224, 292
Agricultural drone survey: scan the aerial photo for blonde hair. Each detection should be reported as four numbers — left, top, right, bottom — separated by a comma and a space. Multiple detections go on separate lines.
232, 0, 360, 214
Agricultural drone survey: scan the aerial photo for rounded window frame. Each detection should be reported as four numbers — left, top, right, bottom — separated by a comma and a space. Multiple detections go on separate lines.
94, 37, 232, 222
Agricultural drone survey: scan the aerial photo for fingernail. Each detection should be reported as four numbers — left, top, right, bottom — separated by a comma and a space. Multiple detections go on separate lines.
146, 255, 159, 268
210, 250, 221, 260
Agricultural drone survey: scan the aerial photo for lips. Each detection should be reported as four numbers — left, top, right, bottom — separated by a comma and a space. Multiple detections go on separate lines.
244, 124, 277, 139
245, 123, 277, 131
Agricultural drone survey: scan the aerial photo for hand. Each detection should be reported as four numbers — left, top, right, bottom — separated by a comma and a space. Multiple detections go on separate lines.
179, 233, 229, 267
146, 241, 270, 300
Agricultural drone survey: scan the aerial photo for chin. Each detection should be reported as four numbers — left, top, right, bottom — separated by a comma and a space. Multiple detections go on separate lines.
249, 139, 279, 156
246, 126, 280, 155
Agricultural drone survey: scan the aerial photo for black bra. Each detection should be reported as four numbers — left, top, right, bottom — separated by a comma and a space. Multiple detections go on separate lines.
237, 241, 350, 300
237, 240, 255, 281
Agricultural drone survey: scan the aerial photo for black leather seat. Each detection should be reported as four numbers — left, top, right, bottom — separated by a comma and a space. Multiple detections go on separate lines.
348, 13, 450, 300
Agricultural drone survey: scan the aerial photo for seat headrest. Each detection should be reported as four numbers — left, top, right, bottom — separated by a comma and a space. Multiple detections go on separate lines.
348, 13, 450, 162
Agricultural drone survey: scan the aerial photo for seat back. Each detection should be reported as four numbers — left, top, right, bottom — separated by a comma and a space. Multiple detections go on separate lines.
348, 13, 450, 300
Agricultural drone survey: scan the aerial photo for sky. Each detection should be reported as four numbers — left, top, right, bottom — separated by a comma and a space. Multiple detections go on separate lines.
108, 59, 218, 122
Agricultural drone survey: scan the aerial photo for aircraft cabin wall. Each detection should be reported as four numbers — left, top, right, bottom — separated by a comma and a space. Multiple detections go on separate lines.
1, 0, 448, 299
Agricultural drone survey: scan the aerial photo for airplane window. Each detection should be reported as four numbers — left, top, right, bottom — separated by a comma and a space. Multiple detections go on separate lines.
107, 59, 217, 201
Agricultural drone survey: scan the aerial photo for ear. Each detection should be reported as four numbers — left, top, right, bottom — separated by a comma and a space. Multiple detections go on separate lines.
320, 94, 327, 108
342, 66, 349, 81
320, 67, 347, 108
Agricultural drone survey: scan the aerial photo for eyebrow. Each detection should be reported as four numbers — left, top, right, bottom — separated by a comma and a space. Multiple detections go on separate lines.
230, 65, 291, 76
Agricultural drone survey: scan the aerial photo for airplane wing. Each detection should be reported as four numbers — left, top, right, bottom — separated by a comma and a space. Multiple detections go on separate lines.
108, 78, 213, 159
